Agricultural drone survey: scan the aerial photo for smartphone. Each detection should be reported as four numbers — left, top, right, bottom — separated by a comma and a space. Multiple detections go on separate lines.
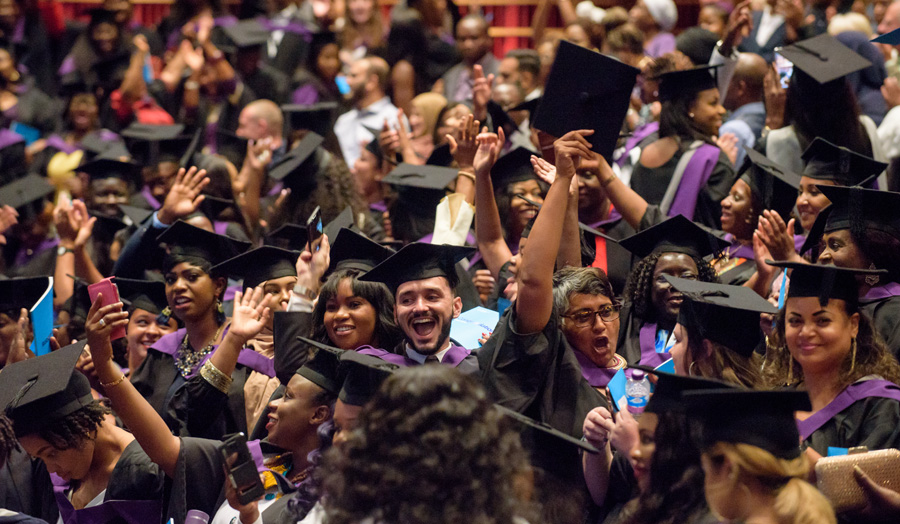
87, 277, 126, 340
306, 206, 323, 252
774, 52, 793, 89
220, 432, 265, 505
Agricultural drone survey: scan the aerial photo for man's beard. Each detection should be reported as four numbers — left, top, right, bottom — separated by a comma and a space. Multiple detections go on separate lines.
405, 314, 453, 355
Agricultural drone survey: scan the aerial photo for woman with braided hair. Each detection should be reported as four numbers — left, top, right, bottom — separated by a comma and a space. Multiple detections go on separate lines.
0, 415, 51, 524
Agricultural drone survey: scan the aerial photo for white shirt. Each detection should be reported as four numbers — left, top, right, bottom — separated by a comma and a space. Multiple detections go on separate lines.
334, 97, 403, 166
756, 5, 785, 48
405, 341, 452, 364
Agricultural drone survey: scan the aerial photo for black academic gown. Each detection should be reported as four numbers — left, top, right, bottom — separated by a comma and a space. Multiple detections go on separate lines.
243, 65, 291, 105
0, 449, 58, 524
804, 395, 900, 457
861, 295, 900, 360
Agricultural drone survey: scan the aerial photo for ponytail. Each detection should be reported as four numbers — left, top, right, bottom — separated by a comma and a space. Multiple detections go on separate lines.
774, 476, 836, 524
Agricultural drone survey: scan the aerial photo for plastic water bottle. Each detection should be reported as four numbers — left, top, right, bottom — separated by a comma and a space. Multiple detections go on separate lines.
185, 510, 210, 524
626, 370, 651, 419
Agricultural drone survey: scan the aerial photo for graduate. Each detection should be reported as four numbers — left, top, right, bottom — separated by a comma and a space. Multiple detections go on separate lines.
114, 277, 180, 374
0, 174, 57, 277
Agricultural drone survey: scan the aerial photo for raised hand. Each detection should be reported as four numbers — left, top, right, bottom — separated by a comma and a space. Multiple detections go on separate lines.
756, 210, 797, 261
54, 199, 97, 249
84, 294, 129, 368
472, 269, 496, 303
295, 234, 331, 296
720, 0, 752, 54
0, 204, 17, 245
472, 64, 494, 122
447, 114, 480, 170
133, 34, 150, 54
182, 41, 205, 72
246, 137, 273, 172
379, 118, 400, 158
764, 63, 786, 130
158, 166, 209, 225
474, 126, 505, 177
715, 132, 739, 166
7, 308, 32, 365
229, 287, 272, 342
554, 129, 595, 176
530, 155, 557, 185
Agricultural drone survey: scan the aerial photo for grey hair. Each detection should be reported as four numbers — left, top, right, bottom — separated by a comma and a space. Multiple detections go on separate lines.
551, 266, 618, 314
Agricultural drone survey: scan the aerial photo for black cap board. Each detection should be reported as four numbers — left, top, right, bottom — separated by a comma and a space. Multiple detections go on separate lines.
682, 389, 811, 459
121, 123, 186, 142
265, 223, 308, 252
223, 19, 269, 49
532, 41, 639, 161
114, 277, 168, 315
767, 260, 885, 306
80, 134, 128, 160
323, 206, 355, 243
215, 130, 249, 169
800, 137, 886, 186
156, 219, 251, 266
776, 34, 871, 84
425, 143, 454, 167
618, 214, 729, 259
629, 364, 732, 413
817, 185, 900, 238
490, 148, 537, 193
90, 212, 128, 238
486, 100, 515, 133
872, 27, 900, 45
282, 103, 339, 138
0, 276, 52, 313
382, 162, 459, 191
268, 132, 324, 186
741, 148, 801, 221
359, 242, 475, 293
211, 246, 300, 290
119, 204, 154, 225
0, 173, 54, 214
327, 227, 395, 274
196, 195, 235, 222
510, 97, 540, 119
87, 8, 118, 26
338, 349, 398, 406
295, 336, 345, 395
0, 341, 94, 437
78, 157, 143, 186
665, 275, 778, 357
494, 404, 598, 454
657, 64, 720, 102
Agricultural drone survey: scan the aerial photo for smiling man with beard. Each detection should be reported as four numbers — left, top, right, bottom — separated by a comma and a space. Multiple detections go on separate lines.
356, 242, 480, 373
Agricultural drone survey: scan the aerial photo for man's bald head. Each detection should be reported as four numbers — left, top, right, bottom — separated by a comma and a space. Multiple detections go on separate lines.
724, 53, 768, 110
238, 99, 284, 141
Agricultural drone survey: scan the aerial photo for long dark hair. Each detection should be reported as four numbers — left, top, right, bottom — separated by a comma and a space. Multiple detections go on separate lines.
311, 269, 401, 351
624, 252, 718, 321
495, 179, 549, 242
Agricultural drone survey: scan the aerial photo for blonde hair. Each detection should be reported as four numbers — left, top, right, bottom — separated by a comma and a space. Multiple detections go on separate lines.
704, 442, 836, 524
410, 93, 448, 139
828, 13, 873, 37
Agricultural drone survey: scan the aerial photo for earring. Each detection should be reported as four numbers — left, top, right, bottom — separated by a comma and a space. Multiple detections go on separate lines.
787, 356, 794, 384
865, 263, 881, 287
156, 306, 172, 325
689, 361, 698, 376
849, 337, 857, 374
689, 112, 695, 118
217, 299, 224, 314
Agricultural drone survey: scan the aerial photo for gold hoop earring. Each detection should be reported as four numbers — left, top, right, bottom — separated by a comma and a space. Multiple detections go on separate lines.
850, 337, 857, 374
689, 361, 698, 376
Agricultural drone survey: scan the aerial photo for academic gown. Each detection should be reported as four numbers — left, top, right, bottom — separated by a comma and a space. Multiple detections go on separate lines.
358, 343, 480, 374
1, 237, 57, 278
243, 65, 291, 105
1, 81, 60, 138
0, 129, 27, 186
615, 304, 672, 368
860, 283, 900, 360
582, 208, 636, 296
0, 449, 58, 524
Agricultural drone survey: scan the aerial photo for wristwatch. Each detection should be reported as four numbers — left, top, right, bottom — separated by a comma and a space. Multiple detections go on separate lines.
57, 246, 75, 256
292, 284, 317, 300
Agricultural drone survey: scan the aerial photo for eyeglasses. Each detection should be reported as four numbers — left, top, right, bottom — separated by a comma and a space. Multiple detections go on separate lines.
562, 304, 621, 327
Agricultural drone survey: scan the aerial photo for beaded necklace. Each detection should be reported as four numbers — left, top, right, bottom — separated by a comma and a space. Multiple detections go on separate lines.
175, 324, 225, 378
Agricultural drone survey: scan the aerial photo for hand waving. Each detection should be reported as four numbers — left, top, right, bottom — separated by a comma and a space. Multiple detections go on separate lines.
230, 287, 272, 342
474, 126, 505, 177
158, 166, 209, 225
447, 114, 480, 170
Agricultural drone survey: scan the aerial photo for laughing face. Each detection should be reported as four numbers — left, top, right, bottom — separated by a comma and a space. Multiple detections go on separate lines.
125, 308, 178, 370
394, 276, 462, 355
324, 278, 379, 350
650, 253, 698, 325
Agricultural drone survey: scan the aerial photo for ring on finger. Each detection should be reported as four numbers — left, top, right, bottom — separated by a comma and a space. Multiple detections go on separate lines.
98, 318, 106, 328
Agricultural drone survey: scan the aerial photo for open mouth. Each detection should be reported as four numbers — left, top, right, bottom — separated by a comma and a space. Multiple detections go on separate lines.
411, 317, 436, 337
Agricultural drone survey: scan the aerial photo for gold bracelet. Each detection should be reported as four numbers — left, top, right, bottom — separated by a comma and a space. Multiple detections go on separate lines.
457, 170, 476, 182
200, 360, 233, 394
100, 374, 127, 389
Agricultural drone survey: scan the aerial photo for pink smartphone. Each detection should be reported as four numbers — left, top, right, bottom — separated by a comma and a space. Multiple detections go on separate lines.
88, 278, 126, 340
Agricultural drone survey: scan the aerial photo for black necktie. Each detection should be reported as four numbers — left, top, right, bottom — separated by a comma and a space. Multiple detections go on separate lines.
424, 355, 440, 365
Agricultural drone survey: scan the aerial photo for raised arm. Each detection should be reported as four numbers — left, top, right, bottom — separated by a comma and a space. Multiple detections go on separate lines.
596, 154, 648, 229
447, 114, 480, 205
515, 130, 593, 334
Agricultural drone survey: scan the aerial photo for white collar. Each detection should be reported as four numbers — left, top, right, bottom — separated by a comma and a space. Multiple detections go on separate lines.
405, 341, 452, 363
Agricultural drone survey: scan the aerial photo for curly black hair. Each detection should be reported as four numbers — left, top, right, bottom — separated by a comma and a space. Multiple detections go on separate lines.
37, 400, 110, 451
320, 366, 535, 524
624, 252, 718, 322
0, 414, 18, 468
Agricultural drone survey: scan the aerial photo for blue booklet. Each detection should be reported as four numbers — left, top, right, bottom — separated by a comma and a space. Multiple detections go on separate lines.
29, 277, 54, 356
450, 306, 500, 349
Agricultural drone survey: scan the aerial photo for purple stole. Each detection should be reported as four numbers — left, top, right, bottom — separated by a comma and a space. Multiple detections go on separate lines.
45, 134, 78, 154
638, 323, 671, 368
214, 221, 229, 236
370, 200, 388, 214
152, 328, 276, 379
0, 127, 24, 148
666, 143, 721, 220
140, 186, 161, 210
259, 17, 312, 40
51, 474, 162, 524
15, 237, 58, 267
797, 379, 900, 440
357, 345, 472, 368
586, 206, 623, 230
616, 122, 659, 167
573, 349, 619, 388
860, 282, 900, 304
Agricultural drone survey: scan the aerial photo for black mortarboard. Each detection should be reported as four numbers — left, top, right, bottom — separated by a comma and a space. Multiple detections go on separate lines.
323, 206, 355, 242
510, 97, 540, 119
618, 215, 729, 259
114, 277, 168, 315
223, 19, 269, 49
282, 103, 339, 138
295, 336, 345, 395
0, 341, 93, 437
682, 389, 811, 459
533, 40, 639, 161
657, 64, 720, 102
486, 100, 515, 133
665, 275, 778, 357
0, 174, 53, 217
327, 227, 395, 274
382, 163, 458, 218
426, 143, 453, 167
776, 34, 871, 84
359, 242, 475, 293
121, 123, 185, 143
78, 157, 142, 186
363, 135, 384, 164
80, 134, 127, 160
90, 212, 128, 238
872, 28, 900, 45
800, 137, 886, 185
490, 148, 537, 193
768, 260, 885, 306
741, 148, 801, 221
629, 365, 731, 413
818, 185, 900, 238
119, 204, 154, 226
129, 136, 194, 167
264, 223, 308, 252
495, 404, 598, 455
214, 130, 249, 169
338, 350, 397, 406
197, 195, 235, 222
156, 220, 251, 266
0, 276, 51, 313
798, 204, 831, 257
211, 246, 300, 290
267, 132, 324, 190
675, 27, 719, 66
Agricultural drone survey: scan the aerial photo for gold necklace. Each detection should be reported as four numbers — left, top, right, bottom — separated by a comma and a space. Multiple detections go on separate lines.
175, 324, 225, 377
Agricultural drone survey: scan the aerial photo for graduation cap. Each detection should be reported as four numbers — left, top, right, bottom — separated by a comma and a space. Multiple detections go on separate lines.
156, 220, 251, 266
211, 246, 300, 290
295, 336, 344, 394
510, 97, 540, 119
363, 135, 384, 165
327, 227, 395, 274
197, 195, 235, 222
80, 133, 127, 161
817, 184, 900, 238
223, 19, 269, 49
629, 364, 732, 413
90, 212, 128, 239
282, 103, 339, 139
681, 389, 811, 459
657, 64, 720, 102
872, 27, 900, 45
619, 215, 729, 259
264, 223, 308, 252
114, 277, 168, 315
323, 206, 355, 242
767, 260, 885, 306
775, 34, 871, 84
338, 349, 398, 406
215, 130, 249, 169
119, 204, 154, 226
0, 173, 53, 218
490, 148, 537, 193
382, 163, 459, 218
664, 275, 778, 357
78, 157, 143, 186
0, 340, 93, 437
532, 41, 640, 161
741, 148, 801, 221
494, 404, 598, 455
486, 100, 515, 133
0, 276, 52, 314
120, 123, 187, 165
359, 242, 475, 293
800, 137, 886, 186
87, 8, 118, 27
426, 143, 453, 167
268, 132, 324, 190
129, 136, 195, 168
